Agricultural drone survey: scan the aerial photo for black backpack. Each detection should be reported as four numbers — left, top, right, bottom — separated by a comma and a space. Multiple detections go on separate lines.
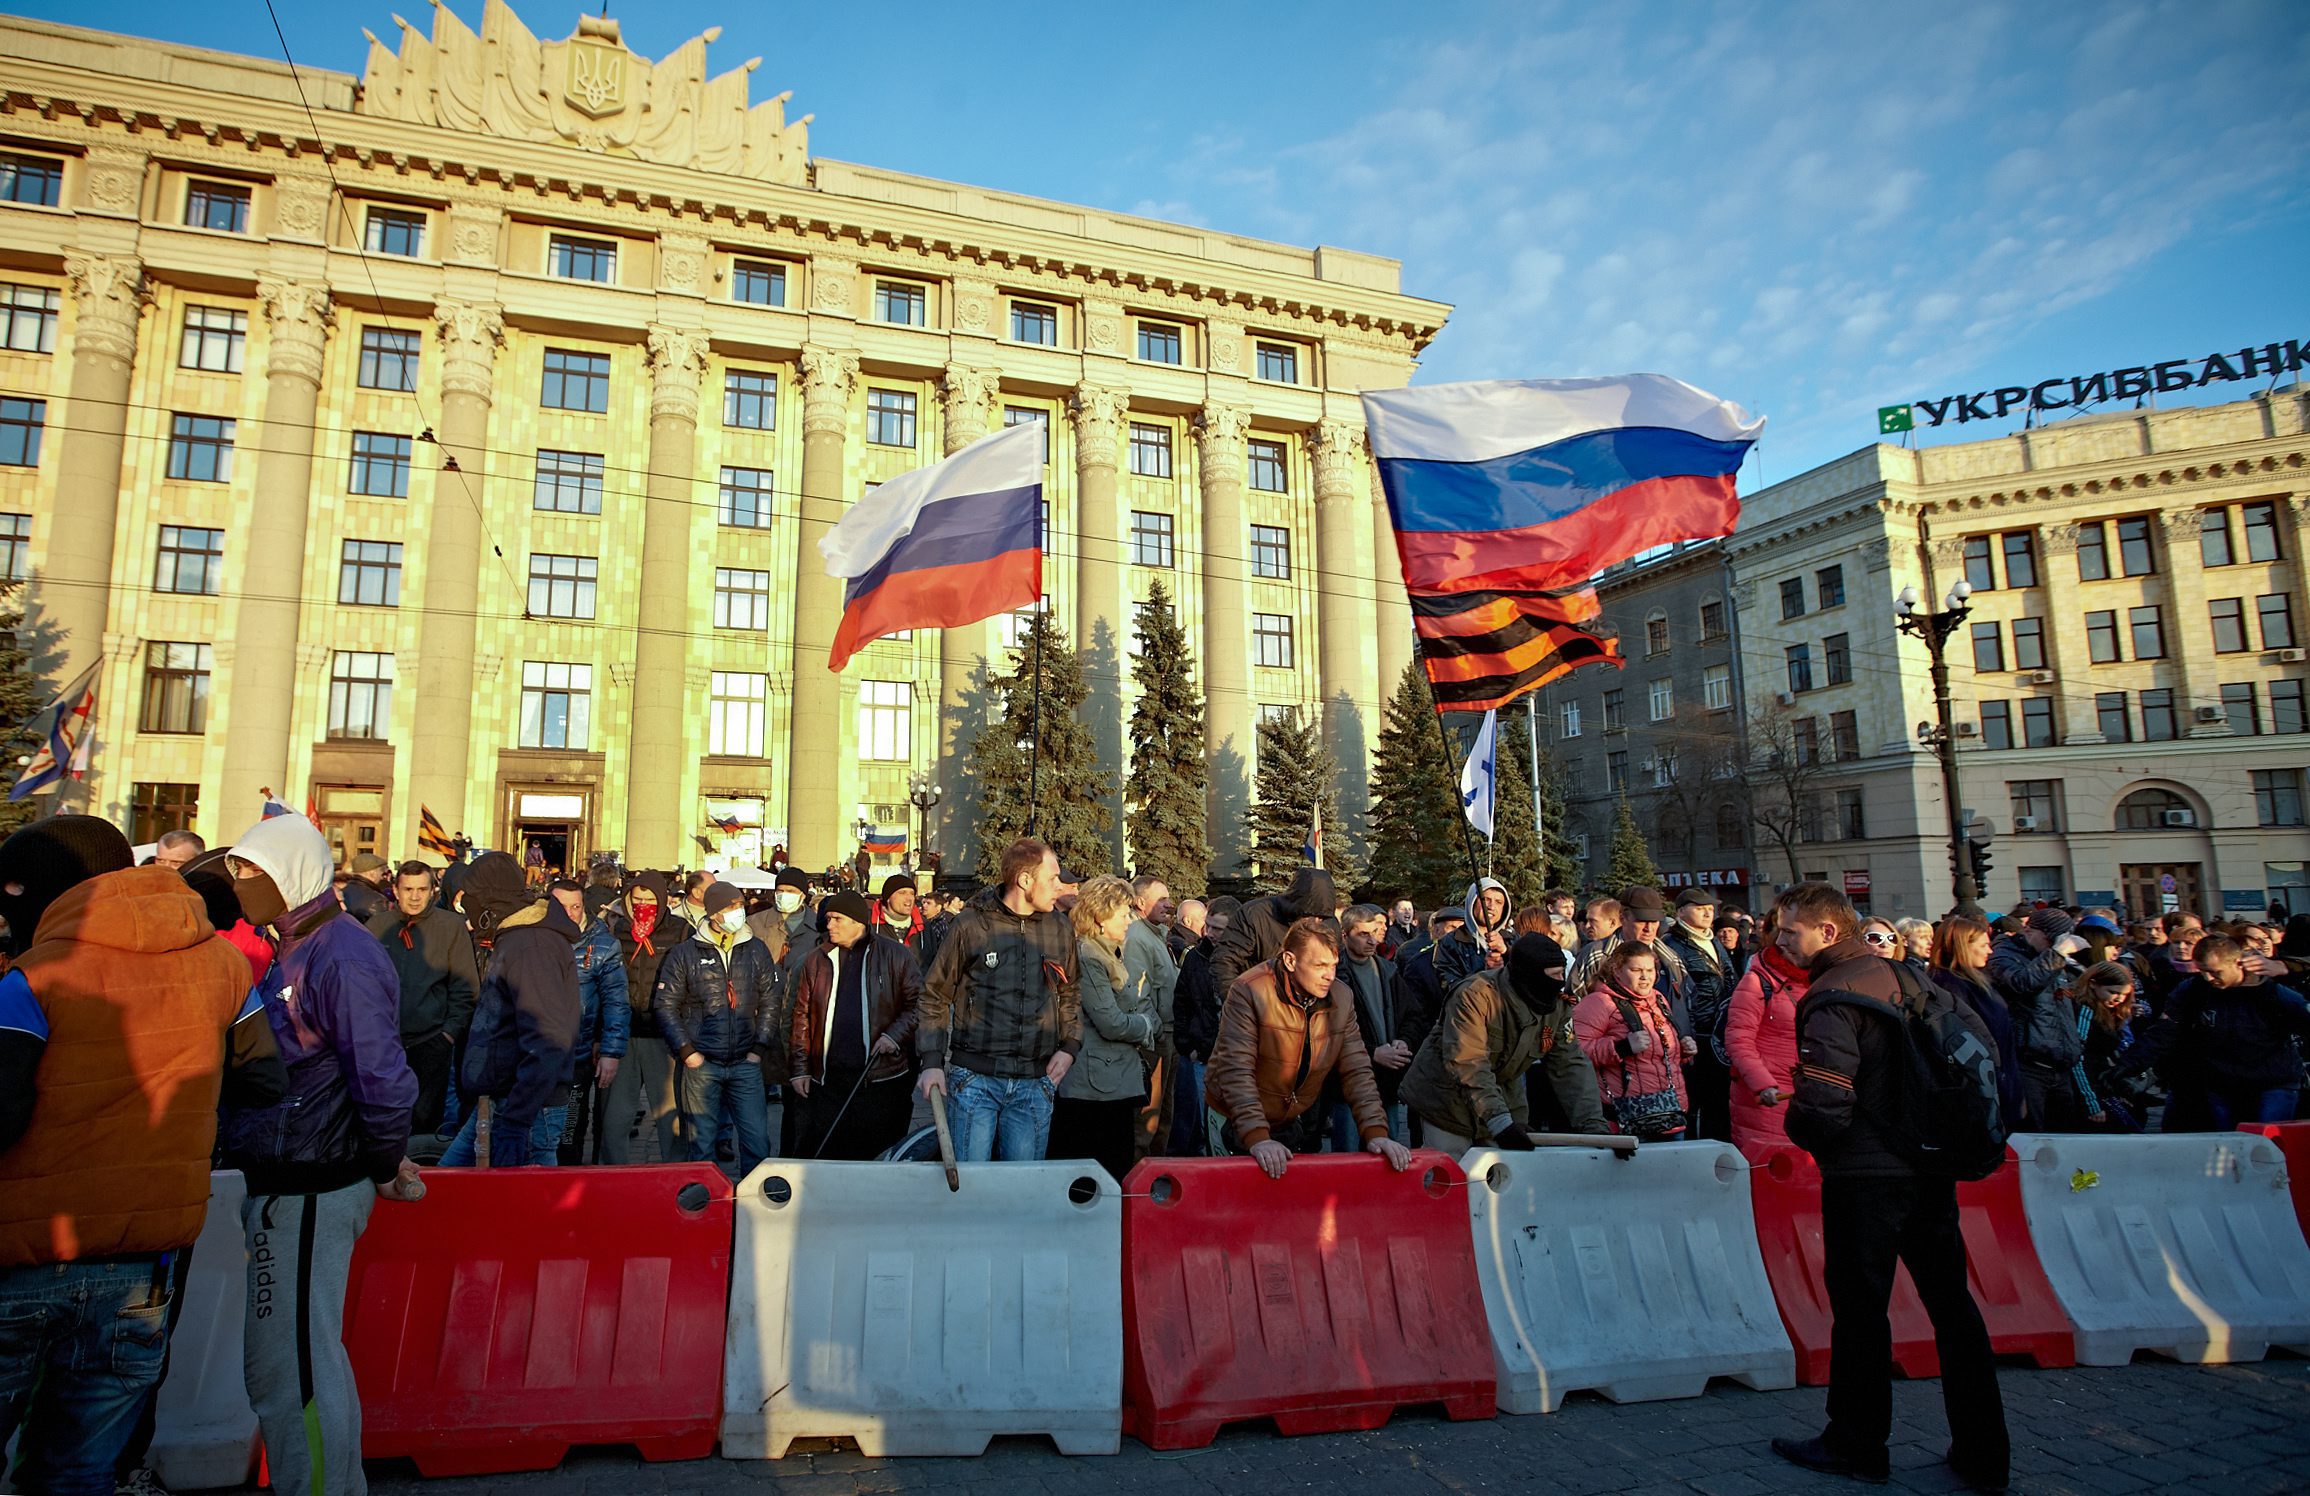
1811, 962, 2008, 1181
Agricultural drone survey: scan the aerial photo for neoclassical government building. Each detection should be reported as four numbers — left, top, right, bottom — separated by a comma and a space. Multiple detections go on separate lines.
0, 3, 1446, 874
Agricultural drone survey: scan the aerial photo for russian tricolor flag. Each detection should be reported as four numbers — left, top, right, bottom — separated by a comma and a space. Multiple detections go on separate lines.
820, 421, 1045, 672
1363, 374, 1763, 710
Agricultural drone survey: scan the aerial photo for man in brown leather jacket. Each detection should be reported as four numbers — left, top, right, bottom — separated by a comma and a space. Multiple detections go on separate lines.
1205, 917, 1414, 1178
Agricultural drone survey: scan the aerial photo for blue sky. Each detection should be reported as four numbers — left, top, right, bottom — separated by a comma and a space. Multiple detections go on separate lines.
26, 0, 2310, 483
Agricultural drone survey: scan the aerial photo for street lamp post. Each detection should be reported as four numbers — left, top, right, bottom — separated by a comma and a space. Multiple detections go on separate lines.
907, 771, 941, 880
1895, 581, 1983, 919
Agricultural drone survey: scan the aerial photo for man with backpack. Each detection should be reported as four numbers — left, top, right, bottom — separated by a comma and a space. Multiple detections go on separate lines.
1771, 882, 2009, 1493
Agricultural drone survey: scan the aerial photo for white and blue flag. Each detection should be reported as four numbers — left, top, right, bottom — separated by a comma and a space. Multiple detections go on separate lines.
1459, 707, 1498, 840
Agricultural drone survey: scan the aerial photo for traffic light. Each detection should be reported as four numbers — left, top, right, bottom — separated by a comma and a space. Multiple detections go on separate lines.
1968, 835, 1993, 887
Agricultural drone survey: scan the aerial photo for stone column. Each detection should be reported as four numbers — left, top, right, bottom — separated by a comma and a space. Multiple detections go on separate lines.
2038, 524, 2103, 744
406, 301, 502, 860
622, 325, 708, 866
1311, 419, 1380, 836
218, 280, 332, 817
935, 364, 998, 865
788, 343, 857, 868
42, 253, 147, 696
2157, 509, 2220, 735
2284, 494, 2310, 663
1196, 403, 1253, 872
1072, 383, 1130, 863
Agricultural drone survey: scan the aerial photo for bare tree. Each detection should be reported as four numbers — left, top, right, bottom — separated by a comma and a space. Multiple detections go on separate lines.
1738, 698, 1836, 885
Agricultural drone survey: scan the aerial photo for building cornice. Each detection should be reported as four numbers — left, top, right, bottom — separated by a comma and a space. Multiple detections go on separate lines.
1912, 447, 2306, 517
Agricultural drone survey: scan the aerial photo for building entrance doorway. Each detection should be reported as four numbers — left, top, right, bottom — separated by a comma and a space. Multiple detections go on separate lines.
316, 785, 387, 871
505, 790, 588, 880
2118, 862, 2203, 920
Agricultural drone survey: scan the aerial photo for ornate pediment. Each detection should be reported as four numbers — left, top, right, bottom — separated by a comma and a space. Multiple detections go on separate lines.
357, 1, 809, 183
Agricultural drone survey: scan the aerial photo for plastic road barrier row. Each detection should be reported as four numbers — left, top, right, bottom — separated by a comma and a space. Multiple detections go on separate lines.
1464, 1141, 1795, 1413
343, 1164, 732, 1475
2012, 1132, 2310, 1366
2240, 1122, 2310, 1241
148, 1171, 263, 1491
1750, 1146, 2073, 1383
1120, 1152, 1494, 1449
721, 1160, 1123, 1458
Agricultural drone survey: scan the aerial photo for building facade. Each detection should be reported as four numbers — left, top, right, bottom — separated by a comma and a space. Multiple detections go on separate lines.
1727, 389, 2310, 919
0, 4, 1446, 876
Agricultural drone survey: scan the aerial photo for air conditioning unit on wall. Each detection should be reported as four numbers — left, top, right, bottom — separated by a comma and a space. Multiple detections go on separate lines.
2279, 648, 2307, 664
2013, 815, 2039, 832
2022, 670, 2056, 686
2193, 705, 2224, 725
1952, 721, 1981, 738
2162, 808, 2197, 828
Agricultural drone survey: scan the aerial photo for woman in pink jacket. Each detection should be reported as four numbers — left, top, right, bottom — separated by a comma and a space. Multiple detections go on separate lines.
1725, 910, 1811, 1160
1572, 944, 1691, 1140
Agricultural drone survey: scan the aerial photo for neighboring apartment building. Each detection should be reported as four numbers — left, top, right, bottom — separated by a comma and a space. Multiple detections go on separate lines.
1533, 539, 1756, 907
0, 4, 1446, 875
1728, 388, 2310, 919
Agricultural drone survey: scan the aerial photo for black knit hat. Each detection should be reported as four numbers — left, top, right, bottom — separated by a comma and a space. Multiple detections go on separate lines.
459, 850, 530, 925
0, 814, 134, 956
822, 888, 872, 926
881, 873, 916, 901
703, 881, 746, 916
775, 864, 813, 894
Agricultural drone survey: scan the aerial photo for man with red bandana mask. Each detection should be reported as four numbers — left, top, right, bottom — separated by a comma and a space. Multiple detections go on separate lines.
597, 872, 691, 1163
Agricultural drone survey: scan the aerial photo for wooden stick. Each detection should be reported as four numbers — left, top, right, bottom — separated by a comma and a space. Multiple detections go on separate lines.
928, 1087, 960, 1191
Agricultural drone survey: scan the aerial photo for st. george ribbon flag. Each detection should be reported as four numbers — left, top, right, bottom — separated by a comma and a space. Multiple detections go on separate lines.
818, 420, 1045, 671
1362, 374, 1765, 711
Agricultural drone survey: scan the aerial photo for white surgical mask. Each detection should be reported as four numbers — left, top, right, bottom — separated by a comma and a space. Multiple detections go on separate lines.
774, 890, 802, 913
718, 907, 747, 934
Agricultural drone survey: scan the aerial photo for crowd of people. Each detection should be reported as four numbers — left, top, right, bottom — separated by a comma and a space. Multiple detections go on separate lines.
4, 800, 2307, 1494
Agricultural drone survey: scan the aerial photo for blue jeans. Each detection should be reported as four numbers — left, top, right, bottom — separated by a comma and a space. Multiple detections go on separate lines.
678, 1056, 769, 1179
2178, 1085, 2301, 1132
1169, 1058, 1208, 1155
0, 1257, 175, 1495
440, 1102, 568, 1167
1327, 1099, 1410, 1153
947, 1065, 1055, 1161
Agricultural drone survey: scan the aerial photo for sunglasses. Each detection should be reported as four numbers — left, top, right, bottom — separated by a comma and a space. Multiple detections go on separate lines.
1862, 931, 1898, 948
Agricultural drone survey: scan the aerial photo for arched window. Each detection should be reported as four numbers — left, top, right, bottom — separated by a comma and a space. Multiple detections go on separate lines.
1645, 609, 1671, 655
2115, 787, 2192, 831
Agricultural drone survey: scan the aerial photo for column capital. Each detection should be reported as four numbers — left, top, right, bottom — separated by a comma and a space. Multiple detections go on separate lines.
2042, 522, 2082, 557
2158, 507, 2200, 544
1069, 384, 1130, 472
257, 278, 335, 388
434, 300, 505, 401
1927, 536, 1966, 570
645, 323, 710, 425
940, 363, 999, 453
1309, 419, 1366, 502
62, 251, 149, 366
1195, 402, 1251, 474
798, 343, 859, 437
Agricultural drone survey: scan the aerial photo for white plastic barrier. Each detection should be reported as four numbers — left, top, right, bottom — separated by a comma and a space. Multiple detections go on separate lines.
2013, 1132, 2310, 1365
1464, 1141, 1795, 1413
722, 1160, 1123, 1458
149, 1171, 261, 1490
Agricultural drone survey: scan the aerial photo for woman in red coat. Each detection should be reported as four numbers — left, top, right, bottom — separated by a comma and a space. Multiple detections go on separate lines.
1572, 944, 1691, 1140
1725, 909, 1810, 1160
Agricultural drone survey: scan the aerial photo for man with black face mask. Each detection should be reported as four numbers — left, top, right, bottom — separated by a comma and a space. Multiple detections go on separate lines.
1400, 931, 1608, 1150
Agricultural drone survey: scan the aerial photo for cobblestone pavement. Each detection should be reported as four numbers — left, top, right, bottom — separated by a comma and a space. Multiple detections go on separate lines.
366, 1357, 2310, 1496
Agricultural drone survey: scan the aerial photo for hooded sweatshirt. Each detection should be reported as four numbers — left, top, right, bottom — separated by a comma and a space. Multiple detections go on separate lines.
1210, 867, 1338, 997
1434, 877, 1514, 992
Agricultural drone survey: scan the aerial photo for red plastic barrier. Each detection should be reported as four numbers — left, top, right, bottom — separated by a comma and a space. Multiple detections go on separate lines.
2241, 1123, 2310, 1238
1750, 1147, 2072, 1383
343, 1165, 731, 1475
1120, 1152, 1495, 1450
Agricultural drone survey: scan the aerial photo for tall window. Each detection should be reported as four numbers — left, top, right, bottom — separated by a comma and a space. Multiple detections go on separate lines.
1645, 615, 1670, 654
1980, 701, 2012, 750
1704, 663, 1732, 710
2002, 532, 2038, 588
1785, 643, 1813, 693
327, 651, 394, 740
0, 513, 30, 580
1793, 718, 1820, 766
723, 370, 777, 429
1003, 405, 1050, 462
2255, 769, 2308, 827
1603, 688, 1626, 731
1837, 788, 1866, 840
527, 553, 598, 620
2116, 516, 2156, 576
1815, 565, 1846, 608
2076, 521, 2110, 580
2242, 501, 2283, 562
2009, 779, 2062, 832
731, 260, 786, 307
1780, 578, 1806, 619
1128, 422, 1172, 478
0, 152, 64, 207
873, 281, 927, 326
1252, 612, 1294, 668
1560, 700, 1582, 738
858, 680, 910, 761
0, 398, 42, 467
2012, 617, 2047, 671
2128, 605, 2166, 660
2096, 691, 2131, 742
1138, 322, 1182, 364
1247, 439, 1288, 493
2222, 682, 2260, 737
1962, 536, 1995, 590
128, 783, 200, 844
718, 466, 775, 529
1648, 678, 1673, 721
1695, 602, 1726, 643
1250, 524, 1292, 579
166, 415, 234, 483
179, 306, 246, 373
0, 283, 59, 353
337, 540, 401, 606
548, 234, 616, 282
2211, 598, 2249, 653
153, 525, 224, 595
1824, 632, 1851, 685
866, 388, 916, 447
348, 432, 412, 497
997, 594, 1048, 652
2258, 594, 2296, 649
358, 327, 419, 391
533, 450, 604, 514
1830, 710, 1860, 760
1971, 621, 2005, 672
185, 180, 250, 233
1716, 802, 1744, 850
140, 642, 213, 734
2277, 680, 2308, 735
708, 672, 767, 757
541, 349, 610, 412
1130, 510, 1174, 568
1607, 751, 1629, 793
517, 662, 591, 750
1009, 301, 1058, 345
2022, 697, 2055, 748
714, 567, 772, 631
1255, 343, 1298, 383
363, 207, 426, 257
2086, 609, 2121, 663
2201, 508, 2234, 568
2139, 688, 2178, 742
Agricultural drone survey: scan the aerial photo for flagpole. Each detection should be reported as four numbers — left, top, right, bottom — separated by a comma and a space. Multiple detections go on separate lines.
1413, 628, 1484, 887
1526, 693, 1544, 881
1024, 613, 1044, 838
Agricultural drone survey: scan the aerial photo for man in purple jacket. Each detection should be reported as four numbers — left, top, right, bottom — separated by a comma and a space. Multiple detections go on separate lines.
220, 813, 420, 1496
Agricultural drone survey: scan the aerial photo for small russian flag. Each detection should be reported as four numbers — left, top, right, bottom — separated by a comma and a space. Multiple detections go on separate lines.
864, 826, 907, 857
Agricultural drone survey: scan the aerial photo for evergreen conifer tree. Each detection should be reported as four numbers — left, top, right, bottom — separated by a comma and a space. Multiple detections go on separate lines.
0, 581, 51, 838
1362, 662, 1468, 907
1602, 795, 1663, 892
965, 609, 1114, 878
1122, 580, 1210, 893
1247, 706, 1360, 893
1488, 707, 1547, 911
1536, 743, 1582, 892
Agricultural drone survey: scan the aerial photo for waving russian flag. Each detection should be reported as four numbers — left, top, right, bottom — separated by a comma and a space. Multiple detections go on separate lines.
820, 421, 1044, 671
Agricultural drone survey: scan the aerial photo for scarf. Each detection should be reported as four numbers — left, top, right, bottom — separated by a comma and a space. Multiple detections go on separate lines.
629, 901, 660, 953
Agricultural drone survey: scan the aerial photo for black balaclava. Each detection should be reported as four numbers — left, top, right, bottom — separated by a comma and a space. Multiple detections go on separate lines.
1507, 932, 1567, 1013
0, 814, 136, 957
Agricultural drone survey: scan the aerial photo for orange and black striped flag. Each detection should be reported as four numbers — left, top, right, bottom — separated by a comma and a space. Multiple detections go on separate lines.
418, 804, 457, 860
1411, 587, 1623, 712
